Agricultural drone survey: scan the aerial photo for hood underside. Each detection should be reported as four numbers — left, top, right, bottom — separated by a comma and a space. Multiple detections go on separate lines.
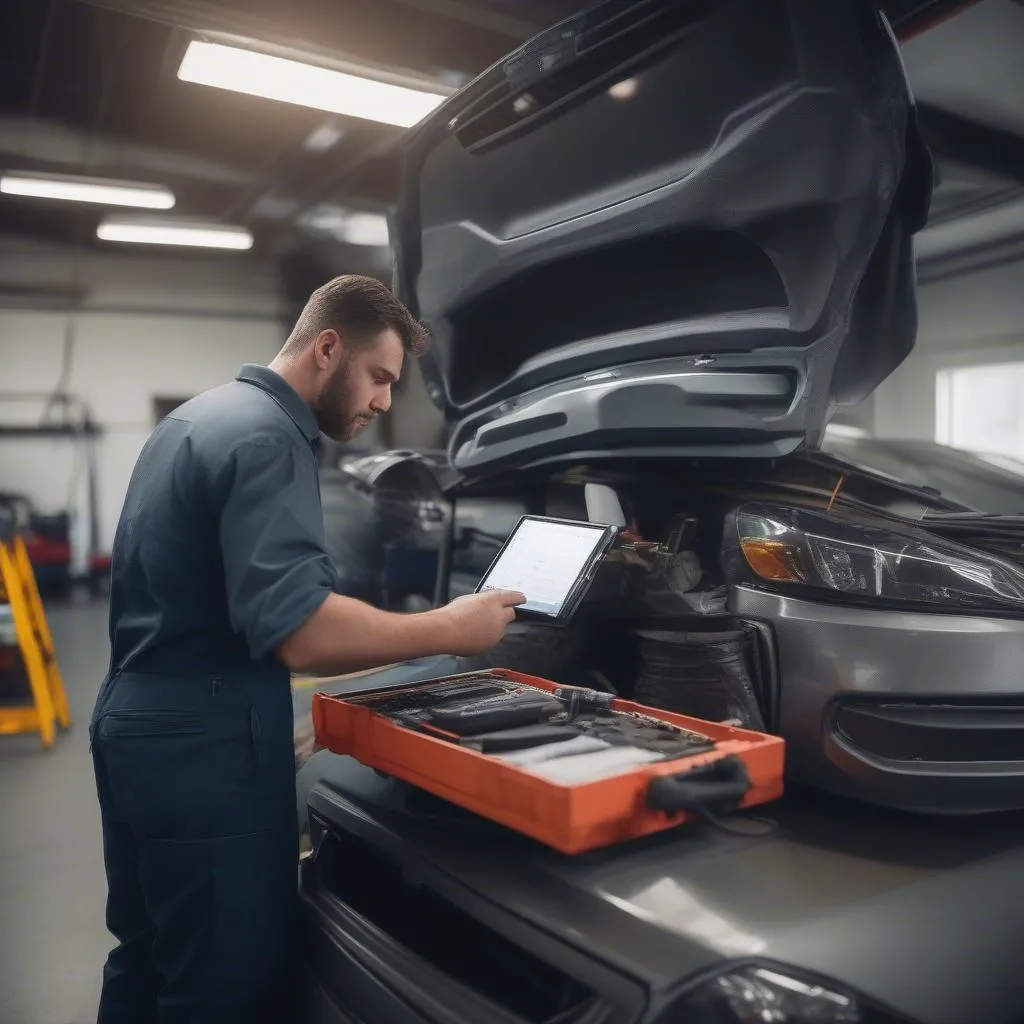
392, 0, 933, 475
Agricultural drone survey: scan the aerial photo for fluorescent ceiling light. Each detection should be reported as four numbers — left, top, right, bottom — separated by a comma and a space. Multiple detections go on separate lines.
0, 172, 175, 209
303, 122, 346, 152
178, 40, 448, 129
97, 216, 253, 250
339, 212, 389, 247
300, 206, 390, 246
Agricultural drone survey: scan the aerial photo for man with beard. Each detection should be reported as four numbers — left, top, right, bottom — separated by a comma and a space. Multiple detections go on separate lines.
89, 275, 525, 1024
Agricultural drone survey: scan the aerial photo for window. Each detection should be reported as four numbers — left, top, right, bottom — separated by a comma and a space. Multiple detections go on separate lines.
153, 396, 192, 424
937, 362, 1024, 460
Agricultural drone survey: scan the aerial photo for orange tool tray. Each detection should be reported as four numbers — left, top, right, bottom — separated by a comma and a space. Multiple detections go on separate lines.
312, 669, 785, 855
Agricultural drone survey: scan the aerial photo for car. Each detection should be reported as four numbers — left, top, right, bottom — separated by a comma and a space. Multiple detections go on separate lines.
320, 448, 527, 609
318, 449, 455, 610
322, 0, 1024, 816
0, 490, 72, 594
298, 1, 1024, 1020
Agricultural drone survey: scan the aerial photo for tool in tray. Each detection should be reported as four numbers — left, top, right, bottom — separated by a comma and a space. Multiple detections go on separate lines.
312, 669, 785, 854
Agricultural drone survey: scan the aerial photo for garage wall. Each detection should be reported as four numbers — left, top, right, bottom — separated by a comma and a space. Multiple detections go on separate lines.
871, 256, 1024, 440
0, 242, 288, 559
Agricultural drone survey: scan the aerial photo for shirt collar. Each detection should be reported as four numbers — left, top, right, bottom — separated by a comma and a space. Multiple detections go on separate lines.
235, 364, 321, 448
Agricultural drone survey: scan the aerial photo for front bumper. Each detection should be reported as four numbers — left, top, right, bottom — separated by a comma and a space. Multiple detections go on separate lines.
731, 586, 1024, 813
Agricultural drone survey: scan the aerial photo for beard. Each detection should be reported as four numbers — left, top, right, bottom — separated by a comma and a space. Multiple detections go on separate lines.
312, 357, 373, 442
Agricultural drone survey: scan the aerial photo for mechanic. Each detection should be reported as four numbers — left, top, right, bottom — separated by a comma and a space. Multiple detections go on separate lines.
88, 274, 525, 1024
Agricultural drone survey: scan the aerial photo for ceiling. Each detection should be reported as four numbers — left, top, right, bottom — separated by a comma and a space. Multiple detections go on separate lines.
0, 0, 578, 258
1, 0, 1023, 283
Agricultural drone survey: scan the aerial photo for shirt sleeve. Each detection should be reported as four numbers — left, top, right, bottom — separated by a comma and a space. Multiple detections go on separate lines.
216, 438, 338, 661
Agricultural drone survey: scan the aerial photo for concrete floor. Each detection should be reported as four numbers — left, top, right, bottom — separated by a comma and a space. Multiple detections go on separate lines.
1, 597, 113, 1024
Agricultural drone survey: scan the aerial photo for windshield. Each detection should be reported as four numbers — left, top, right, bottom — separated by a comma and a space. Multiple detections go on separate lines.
821, 436, 1024, 515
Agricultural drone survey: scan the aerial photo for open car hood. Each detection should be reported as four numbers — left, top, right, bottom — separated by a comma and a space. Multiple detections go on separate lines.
392, 0, 932, 476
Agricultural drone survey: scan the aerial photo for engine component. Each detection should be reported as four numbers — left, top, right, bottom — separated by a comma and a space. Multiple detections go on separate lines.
632, 628, 766, 731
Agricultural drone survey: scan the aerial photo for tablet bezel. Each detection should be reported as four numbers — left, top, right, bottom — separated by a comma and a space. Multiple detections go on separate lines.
472, 515, 619, 625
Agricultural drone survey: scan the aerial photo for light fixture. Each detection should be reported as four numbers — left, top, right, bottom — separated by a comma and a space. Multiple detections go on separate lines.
339, 212, 389, 247
303, 122, 346, 152
0, 171, 175, 209
300, 205, 390, 247
177, 40, 449, 129
96, 215, 253, 250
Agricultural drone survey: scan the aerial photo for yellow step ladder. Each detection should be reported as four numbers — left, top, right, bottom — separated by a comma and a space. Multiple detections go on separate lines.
0, 527, 71, 749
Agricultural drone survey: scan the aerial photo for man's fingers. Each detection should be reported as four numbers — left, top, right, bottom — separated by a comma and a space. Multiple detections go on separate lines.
491, 590, 527, 606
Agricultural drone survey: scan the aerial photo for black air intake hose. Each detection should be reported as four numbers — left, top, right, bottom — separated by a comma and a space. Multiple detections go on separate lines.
633, 628, 766, 731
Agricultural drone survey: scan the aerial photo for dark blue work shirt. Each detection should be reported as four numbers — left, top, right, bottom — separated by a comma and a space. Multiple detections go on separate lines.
106, 364, 338, 676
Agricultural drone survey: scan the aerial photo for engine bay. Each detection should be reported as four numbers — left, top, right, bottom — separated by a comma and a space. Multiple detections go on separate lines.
449, 464, 788, 734
446, 450, 1024, 736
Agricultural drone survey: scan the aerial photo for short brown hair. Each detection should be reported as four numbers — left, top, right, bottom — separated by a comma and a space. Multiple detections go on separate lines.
284, 274, 429, 357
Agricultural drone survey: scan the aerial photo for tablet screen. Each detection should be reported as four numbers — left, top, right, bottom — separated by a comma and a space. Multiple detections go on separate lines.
477, 518, 611, 617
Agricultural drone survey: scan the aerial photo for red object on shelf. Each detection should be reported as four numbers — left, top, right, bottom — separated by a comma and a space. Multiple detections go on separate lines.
89, 552, 112, 573
312, 670, 785, 855
20, 530, 71, 567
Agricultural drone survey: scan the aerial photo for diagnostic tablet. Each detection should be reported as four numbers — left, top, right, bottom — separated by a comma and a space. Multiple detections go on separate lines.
475, 516, 618, 623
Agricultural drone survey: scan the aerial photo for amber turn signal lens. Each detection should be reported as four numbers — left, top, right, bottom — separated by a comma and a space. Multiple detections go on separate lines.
740, 538, 807, 582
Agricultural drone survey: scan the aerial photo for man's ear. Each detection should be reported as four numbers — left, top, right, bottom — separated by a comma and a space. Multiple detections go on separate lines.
313, 329, 342, 371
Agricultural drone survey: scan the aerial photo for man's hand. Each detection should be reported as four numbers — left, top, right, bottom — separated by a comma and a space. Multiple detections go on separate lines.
440, 589, 527, 656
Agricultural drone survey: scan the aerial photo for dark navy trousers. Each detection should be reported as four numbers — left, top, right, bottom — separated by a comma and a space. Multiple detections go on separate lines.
89, 664, 299, 1024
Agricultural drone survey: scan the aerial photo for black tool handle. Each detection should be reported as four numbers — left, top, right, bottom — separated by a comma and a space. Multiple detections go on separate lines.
646, 756, 751, 813
469, 723, 580, 753
428, 694, 562, 736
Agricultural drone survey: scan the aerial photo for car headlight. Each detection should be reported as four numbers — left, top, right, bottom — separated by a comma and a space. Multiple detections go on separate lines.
728, 504, 1024, 613
664, 962, 913, 1023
